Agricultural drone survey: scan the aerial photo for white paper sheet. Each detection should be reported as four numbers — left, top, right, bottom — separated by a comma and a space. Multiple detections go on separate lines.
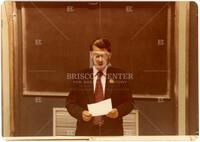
87, 98, 112, 116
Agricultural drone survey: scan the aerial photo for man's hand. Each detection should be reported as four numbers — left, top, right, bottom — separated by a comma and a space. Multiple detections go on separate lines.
106, 108, 119, 119
82, 110, 92, 122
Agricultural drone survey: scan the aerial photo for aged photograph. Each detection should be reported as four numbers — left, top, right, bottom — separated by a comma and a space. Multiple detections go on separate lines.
1, 0, 198, 141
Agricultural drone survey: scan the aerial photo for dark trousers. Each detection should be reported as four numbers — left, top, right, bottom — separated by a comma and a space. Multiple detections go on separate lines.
90, 125, 123, 136
90, 125, 103, 136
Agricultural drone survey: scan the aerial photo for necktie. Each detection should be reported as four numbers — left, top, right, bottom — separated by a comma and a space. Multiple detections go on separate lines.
93, 71, 104, 126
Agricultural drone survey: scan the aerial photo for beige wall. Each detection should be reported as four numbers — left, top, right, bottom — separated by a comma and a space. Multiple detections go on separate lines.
1, 1, 16, 137
175, 2, 190, 135
1, 2, 11, 137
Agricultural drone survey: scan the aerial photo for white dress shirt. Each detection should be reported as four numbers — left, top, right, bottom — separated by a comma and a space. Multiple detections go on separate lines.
93, 66, 107, 96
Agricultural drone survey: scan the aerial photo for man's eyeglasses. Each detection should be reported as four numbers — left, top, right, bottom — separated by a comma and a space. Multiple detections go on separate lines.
91, 51, 111, 59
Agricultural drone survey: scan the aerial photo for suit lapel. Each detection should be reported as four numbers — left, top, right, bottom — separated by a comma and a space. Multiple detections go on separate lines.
83, 68, 94, 104
105, 67, 114, 99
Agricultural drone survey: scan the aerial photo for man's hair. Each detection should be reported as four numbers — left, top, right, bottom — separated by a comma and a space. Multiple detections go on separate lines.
90, 38, 111, 53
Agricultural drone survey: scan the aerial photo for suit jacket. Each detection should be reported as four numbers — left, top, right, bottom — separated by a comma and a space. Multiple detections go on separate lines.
65, 66, 134, 136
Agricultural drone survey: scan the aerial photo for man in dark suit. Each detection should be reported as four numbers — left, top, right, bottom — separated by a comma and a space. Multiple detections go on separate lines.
65, 38, 134, 136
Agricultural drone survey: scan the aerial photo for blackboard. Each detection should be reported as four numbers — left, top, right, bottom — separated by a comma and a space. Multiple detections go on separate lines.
20, 2, 174, 98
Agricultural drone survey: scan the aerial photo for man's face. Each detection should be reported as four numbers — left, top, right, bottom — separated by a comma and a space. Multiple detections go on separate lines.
91, 45, 111, 71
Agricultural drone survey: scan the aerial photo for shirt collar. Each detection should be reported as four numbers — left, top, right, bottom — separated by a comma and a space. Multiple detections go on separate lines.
93, 66, 107, 77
